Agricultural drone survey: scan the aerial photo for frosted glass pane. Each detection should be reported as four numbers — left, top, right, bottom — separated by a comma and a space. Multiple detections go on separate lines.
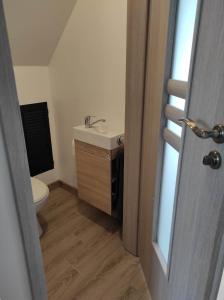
172, 0, 198, 81
157, 143, 179, 262
167, 120, 182, 137
169, 95, 185, 110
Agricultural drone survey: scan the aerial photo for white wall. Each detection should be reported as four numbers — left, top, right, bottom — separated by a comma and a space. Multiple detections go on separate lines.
0, 126, 32, 300
49, 0, 127, 187
14, 66, 59, 184
217, 270, 224, 300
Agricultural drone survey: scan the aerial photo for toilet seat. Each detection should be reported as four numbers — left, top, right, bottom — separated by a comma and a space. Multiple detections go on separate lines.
31, 177, 49, 212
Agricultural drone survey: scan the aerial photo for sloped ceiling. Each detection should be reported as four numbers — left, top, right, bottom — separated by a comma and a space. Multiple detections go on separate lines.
3, 0, 77, 66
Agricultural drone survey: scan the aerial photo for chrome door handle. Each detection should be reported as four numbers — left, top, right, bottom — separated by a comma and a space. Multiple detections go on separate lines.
178, 118, 224, 144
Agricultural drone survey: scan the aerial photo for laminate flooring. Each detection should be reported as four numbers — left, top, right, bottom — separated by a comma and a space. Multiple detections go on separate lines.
39, 187, 151, 300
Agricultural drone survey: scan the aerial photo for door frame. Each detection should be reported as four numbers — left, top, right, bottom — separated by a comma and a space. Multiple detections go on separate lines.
0, 2, 47, 299
137, 0, 174, 283
123, 0, 174, 260
123, 0, 150, 255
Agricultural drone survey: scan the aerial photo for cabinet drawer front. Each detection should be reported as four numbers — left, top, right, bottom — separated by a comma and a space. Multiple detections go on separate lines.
76, 147, 112, 215
75, 140, 111, 160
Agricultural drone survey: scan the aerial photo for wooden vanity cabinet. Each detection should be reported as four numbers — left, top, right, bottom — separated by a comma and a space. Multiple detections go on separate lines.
75, 140, 121, 215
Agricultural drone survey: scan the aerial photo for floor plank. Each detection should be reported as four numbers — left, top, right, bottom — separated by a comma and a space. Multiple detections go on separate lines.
40, 187, 151, 300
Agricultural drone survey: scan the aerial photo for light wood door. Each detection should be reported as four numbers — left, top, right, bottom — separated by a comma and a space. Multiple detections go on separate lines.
138, 0, 224, 299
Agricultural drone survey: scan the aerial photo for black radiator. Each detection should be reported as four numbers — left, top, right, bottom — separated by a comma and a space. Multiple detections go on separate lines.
20, 102, 54, 176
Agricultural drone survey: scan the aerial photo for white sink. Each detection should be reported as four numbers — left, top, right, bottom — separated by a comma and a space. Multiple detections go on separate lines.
73, 125, 124, 150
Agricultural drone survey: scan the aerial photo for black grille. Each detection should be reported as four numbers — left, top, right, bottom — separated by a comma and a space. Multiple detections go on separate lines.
20, 102, 54, 176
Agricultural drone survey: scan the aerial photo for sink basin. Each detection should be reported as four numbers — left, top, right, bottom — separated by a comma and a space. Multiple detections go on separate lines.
73, 125, 124, 150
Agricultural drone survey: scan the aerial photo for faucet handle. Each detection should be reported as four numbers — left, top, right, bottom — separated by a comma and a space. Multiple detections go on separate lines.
84, 115, 96, 128
85, 115, 95, 120
85, 115, 95, 122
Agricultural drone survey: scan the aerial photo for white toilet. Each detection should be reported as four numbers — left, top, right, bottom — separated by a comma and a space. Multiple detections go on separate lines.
31, 177, 49, 237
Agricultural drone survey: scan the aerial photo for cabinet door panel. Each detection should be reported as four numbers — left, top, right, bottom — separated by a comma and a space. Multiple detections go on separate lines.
75, 141, 112, 215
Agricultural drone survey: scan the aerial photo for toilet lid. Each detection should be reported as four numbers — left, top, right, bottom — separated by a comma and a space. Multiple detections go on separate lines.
31, 177, 49, 203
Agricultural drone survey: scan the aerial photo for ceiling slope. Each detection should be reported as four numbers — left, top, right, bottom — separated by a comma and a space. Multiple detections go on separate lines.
3, 0, 77, 66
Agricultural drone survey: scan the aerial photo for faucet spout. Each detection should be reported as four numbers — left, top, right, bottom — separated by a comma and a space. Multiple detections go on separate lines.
89, 119, 106, 127
84, 116, 106, 128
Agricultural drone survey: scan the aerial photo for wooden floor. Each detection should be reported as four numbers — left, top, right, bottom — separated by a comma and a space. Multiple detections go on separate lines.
39, 187, 150, 300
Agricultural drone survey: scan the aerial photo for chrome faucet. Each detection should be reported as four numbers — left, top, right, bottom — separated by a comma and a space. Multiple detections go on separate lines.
84, 116, 106, 128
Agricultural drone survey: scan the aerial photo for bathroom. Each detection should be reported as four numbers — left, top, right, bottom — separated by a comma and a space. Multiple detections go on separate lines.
1, 0, 224, 299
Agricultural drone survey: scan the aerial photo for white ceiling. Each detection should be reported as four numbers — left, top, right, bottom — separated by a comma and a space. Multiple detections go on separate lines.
3, 0, 77, 66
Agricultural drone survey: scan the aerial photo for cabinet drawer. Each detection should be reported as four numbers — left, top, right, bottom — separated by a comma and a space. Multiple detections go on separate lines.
75, 140, 111, 160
